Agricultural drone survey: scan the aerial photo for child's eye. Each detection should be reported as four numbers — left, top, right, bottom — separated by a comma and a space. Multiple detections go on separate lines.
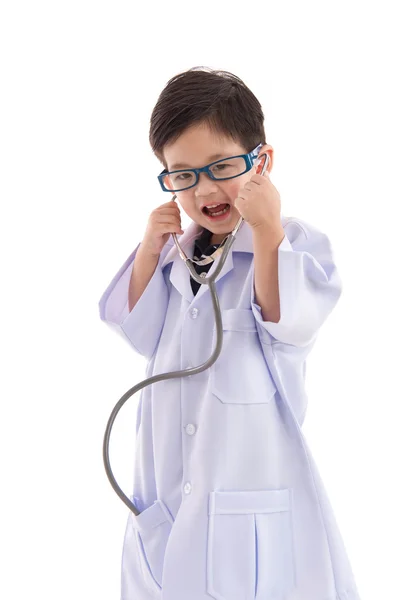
213, 163, 230, 171
172, 172, 194, 182
211, 162, 236, 176
210, 157, 246, 178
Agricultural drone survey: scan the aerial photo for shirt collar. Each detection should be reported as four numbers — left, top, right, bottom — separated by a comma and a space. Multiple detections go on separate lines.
194, 227, 227, 257
161, 218, 257, 270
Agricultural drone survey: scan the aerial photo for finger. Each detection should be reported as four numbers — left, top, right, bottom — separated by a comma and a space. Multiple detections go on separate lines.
251, 173, 267, 184
159, 223, 184, 234
153, 215, 182, 229
234, 195, 245, 207
157, 207, 181, 216
153, 214, 182, 225
159, 199, 180, 208
235, 189, 247, 200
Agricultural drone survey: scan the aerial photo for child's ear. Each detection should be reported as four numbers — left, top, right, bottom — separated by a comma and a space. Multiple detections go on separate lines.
255, 160, 262, 175
254, 157, 262, 174
256, 154, 269, 175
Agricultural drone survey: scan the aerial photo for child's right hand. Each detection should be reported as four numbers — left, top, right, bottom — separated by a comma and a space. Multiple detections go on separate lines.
141, 199, 184, 257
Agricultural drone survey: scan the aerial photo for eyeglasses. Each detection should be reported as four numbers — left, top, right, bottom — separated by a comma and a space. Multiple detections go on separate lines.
158, 144, 263, 192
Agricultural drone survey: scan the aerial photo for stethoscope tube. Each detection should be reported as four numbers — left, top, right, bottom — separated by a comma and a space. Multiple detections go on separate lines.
103, 153, 269, 516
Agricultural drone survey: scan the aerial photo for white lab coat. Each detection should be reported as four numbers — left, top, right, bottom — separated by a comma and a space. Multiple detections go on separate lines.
99, 216, 361, 600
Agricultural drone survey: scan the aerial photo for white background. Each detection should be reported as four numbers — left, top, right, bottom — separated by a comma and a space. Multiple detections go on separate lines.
1, 1, 399, 599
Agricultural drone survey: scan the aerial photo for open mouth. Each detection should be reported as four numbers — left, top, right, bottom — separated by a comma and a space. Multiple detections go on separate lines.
202, 203, 231, 219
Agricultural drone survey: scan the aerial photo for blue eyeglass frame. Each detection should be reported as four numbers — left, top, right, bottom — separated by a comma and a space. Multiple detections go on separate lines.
158, 143, 263, 192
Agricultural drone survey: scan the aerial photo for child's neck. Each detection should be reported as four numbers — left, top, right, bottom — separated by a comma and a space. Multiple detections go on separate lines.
210, 232, 229, 245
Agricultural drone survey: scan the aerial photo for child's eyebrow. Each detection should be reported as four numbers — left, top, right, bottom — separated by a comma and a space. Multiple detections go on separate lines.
169, 152, 233, 171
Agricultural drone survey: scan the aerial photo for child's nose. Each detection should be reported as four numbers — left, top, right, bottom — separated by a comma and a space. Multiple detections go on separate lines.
195, 171, 219, 195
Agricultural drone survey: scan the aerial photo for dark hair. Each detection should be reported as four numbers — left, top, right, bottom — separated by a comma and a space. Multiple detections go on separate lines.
149, 66, 266, 168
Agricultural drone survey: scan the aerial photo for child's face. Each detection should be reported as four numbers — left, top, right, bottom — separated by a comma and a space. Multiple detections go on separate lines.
163, 122, 272, 244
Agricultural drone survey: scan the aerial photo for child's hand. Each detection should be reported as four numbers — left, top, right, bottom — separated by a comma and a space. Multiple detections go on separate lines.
234, 171, 281, 232
141, 199, 184, 257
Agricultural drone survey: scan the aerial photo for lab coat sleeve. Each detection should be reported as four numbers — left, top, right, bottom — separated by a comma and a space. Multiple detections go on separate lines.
98, 242, 171, 360
251, 219, 342, 348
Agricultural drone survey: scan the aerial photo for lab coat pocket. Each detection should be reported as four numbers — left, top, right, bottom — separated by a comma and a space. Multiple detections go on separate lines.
207, 489, 296, 600
129, 495, 174, 595
211, 308, 276, 404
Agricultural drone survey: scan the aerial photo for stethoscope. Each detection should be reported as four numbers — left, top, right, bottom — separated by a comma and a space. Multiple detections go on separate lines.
103, 152, 270, 516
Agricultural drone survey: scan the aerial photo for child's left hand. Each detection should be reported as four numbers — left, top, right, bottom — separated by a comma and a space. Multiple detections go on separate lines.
234, 170, 281, 231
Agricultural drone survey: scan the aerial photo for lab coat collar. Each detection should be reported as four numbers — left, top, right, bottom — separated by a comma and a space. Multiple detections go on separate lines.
160, 219, 255, 303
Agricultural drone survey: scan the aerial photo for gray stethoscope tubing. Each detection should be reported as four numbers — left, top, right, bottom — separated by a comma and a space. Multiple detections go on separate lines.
103, 153, 269, 517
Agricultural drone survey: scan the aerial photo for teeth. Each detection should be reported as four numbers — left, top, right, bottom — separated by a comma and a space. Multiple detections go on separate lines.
208, 205, 229, 217
206, 204, 219, 208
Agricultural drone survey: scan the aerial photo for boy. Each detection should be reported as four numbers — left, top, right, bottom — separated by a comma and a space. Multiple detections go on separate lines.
99, 67, 360, 600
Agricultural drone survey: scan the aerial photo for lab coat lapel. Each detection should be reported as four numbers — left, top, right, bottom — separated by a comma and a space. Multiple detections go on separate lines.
161, 221, 202, 303
160, 219, 254, 303
193, 244, 234, 303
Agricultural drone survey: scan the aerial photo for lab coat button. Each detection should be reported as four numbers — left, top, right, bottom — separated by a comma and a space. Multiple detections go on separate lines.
190, 308, 199, 319
185, 424, 196, 435
184, 482, 192, 494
